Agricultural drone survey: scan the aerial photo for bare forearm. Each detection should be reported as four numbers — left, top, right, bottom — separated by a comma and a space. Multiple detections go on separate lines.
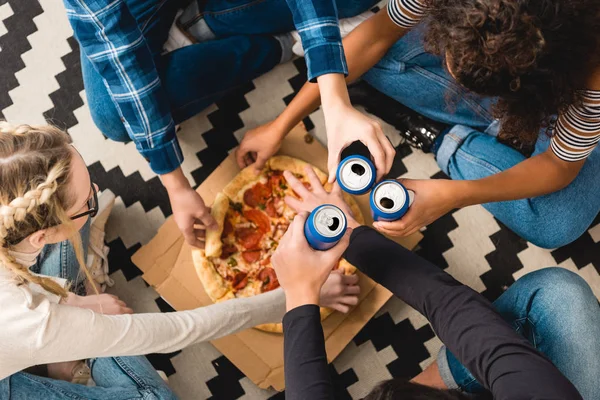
454, 152, 582, 207
277, 11, 408, 132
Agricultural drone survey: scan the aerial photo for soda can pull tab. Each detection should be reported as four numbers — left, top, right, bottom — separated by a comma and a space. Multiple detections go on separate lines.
336, 155, 376, 195
304, 204, 347, 251
370, 180, 412, 222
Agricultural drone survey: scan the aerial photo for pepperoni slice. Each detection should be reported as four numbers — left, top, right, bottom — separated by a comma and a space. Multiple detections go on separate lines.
232, 271, 248, 290
242, 250, 261, 263
252, 182, 272, 205
244, 209, 271, 233
235, 227, 263, 250
258, 267, 279, 292
221, 219, 233, 238
243, 189, 258, 207
265, 199, 278, 218
220, 243, 237, 259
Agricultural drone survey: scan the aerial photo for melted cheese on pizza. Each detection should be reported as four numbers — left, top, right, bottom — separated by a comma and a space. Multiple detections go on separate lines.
209, 169, 309, 297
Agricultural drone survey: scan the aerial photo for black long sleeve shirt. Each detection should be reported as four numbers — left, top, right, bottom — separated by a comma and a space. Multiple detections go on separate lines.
283, 227, 582, 400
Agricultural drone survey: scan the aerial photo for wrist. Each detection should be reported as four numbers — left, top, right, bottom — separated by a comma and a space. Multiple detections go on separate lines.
317, 74, 351, 111
285, 287, 320, 312
271, 115, 294, 138
161, 167, 191, 193
451, 180, 477, 208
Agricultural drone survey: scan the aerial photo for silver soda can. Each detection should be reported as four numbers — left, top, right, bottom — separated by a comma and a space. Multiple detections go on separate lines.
336, 155, 376, 195
370, 180, 413, 221
304, 204, 347, 250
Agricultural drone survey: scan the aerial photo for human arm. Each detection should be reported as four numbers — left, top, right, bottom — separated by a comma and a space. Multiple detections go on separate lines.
63, 0, 215, 242
344, 227, 582, 399
273, 212, 352, 400
375, 87, 600, 237
238, 4, 418, 177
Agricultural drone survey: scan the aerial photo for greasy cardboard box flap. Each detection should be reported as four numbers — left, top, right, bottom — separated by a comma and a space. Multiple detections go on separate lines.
132, 124, 422, 391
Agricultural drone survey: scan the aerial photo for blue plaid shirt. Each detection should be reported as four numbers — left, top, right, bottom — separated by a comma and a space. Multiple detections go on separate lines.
286, 0, 348, 82
65, 0, 347, 174
65, 0, 182, 175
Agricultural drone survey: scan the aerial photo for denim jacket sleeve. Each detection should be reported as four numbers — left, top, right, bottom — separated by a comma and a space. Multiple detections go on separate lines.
286, 0, 348, 82
63, 0, 184, 175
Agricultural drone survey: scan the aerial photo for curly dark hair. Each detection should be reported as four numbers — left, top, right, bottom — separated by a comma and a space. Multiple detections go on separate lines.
424, 0, 600, 143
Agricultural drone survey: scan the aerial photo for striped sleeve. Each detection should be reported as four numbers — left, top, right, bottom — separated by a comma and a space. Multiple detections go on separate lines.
386, 0, 428, 29
550, 90, 600, 162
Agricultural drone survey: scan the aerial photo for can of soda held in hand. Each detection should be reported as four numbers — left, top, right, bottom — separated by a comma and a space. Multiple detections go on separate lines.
336, 155, 376, 195
370, 180, 414, 221
304, 204, 348, 250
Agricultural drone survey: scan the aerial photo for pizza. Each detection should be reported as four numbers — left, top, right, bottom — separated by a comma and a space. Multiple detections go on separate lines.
192, 156, 364, 333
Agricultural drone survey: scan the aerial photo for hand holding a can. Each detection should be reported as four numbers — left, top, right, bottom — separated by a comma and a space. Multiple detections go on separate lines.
324, 106, 396, 184
272, 212, 352, 312
373, 178, 459, 237
283, 167, 360, 229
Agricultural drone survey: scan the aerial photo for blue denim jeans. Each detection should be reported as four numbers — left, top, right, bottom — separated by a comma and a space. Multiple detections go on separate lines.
363, 23, 600, 249
29, 219, 91, 296
437, 268, 600, 400
83, 0, 377, 142
0, 219, 175, 399
1, 357, 176, 400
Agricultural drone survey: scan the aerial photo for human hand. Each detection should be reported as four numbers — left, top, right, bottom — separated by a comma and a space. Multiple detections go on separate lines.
325, 104, 395, 183
236, 120, 287, 173
169, 186, 217, 248
272, 212, 352, 311
319, 270, 360, 313
62, 292, 133, 315
161, 168, 217, 248
373, 178, 462, 237
283, 166, 360, 228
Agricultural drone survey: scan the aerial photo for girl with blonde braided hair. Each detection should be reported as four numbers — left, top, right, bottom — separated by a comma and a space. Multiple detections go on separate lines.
0, 122, 359, 398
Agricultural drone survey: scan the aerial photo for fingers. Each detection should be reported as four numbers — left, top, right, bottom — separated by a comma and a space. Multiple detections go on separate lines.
328, 295, 359, 313
253, 154, 268, 173
361, 134, 387, 182
181, 223, 202, 247
340, 273, 359, 286
235, 146, 247, 169
331, 181, 343, 195
284, 195, 303, 212
340, 295, 359, 307
198, 212, 217, 231
379, 133, 396, 177
304, 166, 327, 195
291, 211, 309, 239
283, 170, 311, 199
327, 147, 342, 184
326, 228, 352, 262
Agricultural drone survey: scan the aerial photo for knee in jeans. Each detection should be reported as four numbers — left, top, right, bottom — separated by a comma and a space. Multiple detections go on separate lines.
144, 386, 178, 400
522, 219, 587, 249
522, 268, 593, 311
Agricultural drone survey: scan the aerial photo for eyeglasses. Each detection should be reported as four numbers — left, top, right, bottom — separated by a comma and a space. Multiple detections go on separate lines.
71, 179, 98, 220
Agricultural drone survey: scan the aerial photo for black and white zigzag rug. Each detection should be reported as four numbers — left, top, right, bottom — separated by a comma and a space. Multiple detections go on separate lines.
1, 1, 599, 398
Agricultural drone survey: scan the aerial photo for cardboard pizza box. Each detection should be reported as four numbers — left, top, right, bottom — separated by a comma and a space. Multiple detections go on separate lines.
132, 124, 422, 391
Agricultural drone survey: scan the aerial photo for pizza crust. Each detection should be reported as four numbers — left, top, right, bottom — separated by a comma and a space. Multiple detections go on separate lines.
223, 165, 262, 200
205, 193, 230, 258
255, 322, 283, 333
192, 249, 231, 302
268, 155, 328, 184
